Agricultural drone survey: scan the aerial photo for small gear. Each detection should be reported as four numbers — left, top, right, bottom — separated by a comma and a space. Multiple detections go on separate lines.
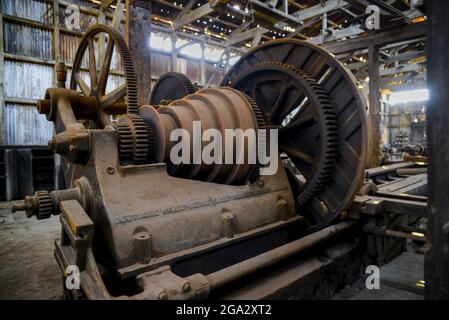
150, 72, 197, 105
118, 115, 155, 164
35, 190, 52, 220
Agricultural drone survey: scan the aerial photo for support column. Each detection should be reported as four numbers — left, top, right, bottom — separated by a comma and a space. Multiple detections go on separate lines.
368, 45, 381, 167
53, 0, 60, 63
425, 0, 449, 299
0, 14, 5, 145
125, 0, 152, 105
171, 32, 177, 72
200, 41, 206, 87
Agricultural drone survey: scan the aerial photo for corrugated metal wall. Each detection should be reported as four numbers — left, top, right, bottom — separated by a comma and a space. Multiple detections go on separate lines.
151, 52, 172, 78
0, 0, 52, 23
3, 22, 52, 60
4, 60, 53, 99
5, 103, 53, 145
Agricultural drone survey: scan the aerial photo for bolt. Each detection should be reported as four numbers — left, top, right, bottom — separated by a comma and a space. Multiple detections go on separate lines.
69, 144, 77, 152
276, 198, 289, 221
443, 222, 449, 235
69, 135, 76, 145
182, 282, 191, 293
48, 138, 56, 150
158, 291, 168, 300
106, 166, 115, 175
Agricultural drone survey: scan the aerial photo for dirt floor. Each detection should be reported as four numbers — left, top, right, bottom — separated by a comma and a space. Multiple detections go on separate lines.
0, 201, 62, 299
0, 200, 426, 300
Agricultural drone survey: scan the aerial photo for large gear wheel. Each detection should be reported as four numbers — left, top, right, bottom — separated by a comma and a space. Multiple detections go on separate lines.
70, 24, 139, 128
229, 62, 338, 208
150, 72, 197, 105
222, 39, 368, 230
117, 115, 155, 164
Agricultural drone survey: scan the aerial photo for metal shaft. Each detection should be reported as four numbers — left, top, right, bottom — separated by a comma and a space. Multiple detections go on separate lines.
205, 221, 356, 290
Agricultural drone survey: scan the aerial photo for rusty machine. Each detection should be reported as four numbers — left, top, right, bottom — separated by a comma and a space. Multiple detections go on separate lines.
12, 25, 369, 299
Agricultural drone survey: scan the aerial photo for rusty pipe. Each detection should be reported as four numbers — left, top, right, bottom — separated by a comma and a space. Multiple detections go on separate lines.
397, 168, 427, 175
38, 97, 126, 120
205, 221, 356, 290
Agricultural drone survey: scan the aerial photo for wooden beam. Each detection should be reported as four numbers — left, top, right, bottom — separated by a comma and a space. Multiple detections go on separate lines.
172, 0, 220, 30
382, 50, 425, 63
0, 14, 5, 145
223, 27, 268, 46
368, 45, 381, 167
53, 0, 61, 88
425, 0, 449, 299
308, 24, 365, 45
125, 0, 152, 105
324, 22, 427, 54
293, 0, 348, 21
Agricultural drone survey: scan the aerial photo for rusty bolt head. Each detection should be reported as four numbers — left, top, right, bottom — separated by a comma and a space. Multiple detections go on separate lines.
48, 138, 56, 150
158, 291, 168, 300
69, 145, 77, 152
182, 282, 191, 293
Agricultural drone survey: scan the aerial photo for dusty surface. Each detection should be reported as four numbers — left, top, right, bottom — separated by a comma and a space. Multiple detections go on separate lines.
0, 200, 426, 300
335, 248, 425, 300
0, 201, 62, 300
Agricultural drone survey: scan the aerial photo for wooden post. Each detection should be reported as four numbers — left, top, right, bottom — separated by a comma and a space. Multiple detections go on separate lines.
425, 0, 449, 299
125, 0, 152, 106
368, 45, 381, 167
200, 40, 206, 87
0, 14, 5, 145
53, 0, 61, 89
171, 32, 177, 72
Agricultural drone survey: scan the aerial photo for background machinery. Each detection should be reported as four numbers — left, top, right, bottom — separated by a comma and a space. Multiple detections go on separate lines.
12, 24, 370, 300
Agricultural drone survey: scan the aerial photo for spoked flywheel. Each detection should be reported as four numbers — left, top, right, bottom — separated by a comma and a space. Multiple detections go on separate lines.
70, 24, 138, 127
223, 39, 368, 229
229, 62, 338, 209
70, 24, 153, 164
150, 72, 197, 105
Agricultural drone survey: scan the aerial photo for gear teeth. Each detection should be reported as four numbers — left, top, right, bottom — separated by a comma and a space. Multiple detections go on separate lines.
230, 61, 339, 206
35, 191, 52, 220
69, 24, 139, 116
118, 115, 155, 165
239, 92, 266, 184
150, 72, 197, 105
